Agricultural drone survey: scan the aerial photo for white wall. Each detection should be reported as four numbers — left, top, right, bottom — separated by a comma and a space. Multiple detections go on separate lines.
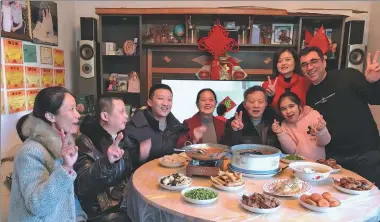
368, 2, 380, 133
1, 1, 76, 157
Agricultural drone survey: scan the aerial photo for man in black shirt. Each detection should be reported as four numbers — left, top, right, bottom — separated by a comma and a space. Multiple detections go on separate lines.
300, 46, 380, 185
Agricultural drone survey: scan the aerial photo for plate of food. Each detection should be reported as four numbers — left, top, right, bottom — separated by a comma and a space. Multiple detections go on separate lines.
299, 192, 341, 212
181, 187, 219, 205
316, 158, 342, 173
159, 153, 190, 168
240, 193, 281, 214
210, 170, 245, 191
158, 173, 192, 191
281, 154, 305, 164
333, 177, 374, 195
263, 176, 312, 197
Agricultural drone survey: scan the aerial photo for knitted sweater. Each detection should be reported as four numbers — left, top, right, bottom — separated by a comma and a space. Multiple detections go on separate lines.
8, 115, 87, 222
277, 106, 331, 161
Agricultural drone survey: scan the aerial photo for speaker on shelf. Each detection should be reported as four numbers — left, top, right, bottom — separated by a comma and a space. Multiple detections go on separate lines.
77, 40, 100, 97
80, 17, 97, 41
340, 20, 365, 71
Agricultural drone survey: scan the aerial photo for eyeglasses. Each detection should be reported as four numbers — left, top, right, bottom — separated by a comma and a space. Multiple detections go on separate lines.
301, 58, 321, 69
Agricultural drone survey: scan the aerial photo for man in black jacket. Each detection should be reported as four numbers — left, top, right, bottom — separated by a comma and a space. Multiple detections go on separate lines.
300, 46, 380, 185
220, 85, 281, 149
74, 95, 129, 222
124, 83, 188, 172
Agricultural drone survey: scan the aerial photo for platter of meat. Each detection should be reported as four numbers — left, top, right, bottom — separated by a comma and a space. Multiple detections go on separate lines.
333, 177, 374, 195
240, 193, 281, 214
316, 158, 342, 173
158, 173, 192, 191
299, 192, 341, 212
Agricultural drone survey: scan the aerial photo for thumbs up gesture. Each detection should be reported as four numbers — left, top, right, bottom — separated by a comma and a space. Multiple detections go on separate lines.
107, 132, 125, 163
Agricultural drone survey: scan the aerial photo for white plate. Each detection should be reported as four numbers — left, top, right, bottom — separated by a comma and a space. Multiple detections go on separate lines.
211, 181, 245, 192
240, 201, 280, 214
332, 165, 342, 173
181, 186, 219, 205
158, 176, 192, 191
263, 179, 312, 197
333, 182, 372, 195
299, 197, 340, 213
158, 157, 185, 168
280, 154, 306, 164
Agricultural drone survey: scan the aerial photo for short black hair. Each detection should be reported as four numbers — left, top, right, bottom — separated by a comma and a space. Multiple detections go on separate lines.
299, 46, 325, 61
148, 83, 173, 99
16, 114, 30, 142
272, 48, 301, 77
216, 103, 227, 116
195, 88, 217, 105
33, 86, 71, 124
95, 94, 123, 121
243, 85, 267, 102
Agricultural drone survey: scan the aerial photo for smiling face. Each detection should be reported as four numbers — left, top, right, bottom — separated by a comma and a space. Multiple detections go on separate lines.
244, 91, 267, 120
50, 93, 80, 134
300, 51, 327, 85
279, 97, 302, 123
102, 99, 128, 133
148, 88, 173, 119
277, 50, 296, 77
197, 90, 216, 116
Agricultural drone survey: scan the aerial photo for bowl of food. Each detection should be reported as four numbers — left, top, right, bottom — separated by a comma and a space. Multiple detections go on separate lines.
158, 173, 192, 191
289, 162, 333, 182
333, 177, 374, 195
181, 187, 219, 204
281, 154, 305, 164
230, 144, 281, 174
240, 193, 280, 214
210, 170, 245, 191
299, 192, 341, 212
159, 153, 190, 168
316, 158, 342, 173
181, 143, 230, 161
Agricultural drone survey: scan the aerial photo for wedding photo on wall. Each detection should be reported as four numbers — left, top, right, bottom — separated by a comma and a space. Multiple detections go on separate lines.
1, 0, 32, 41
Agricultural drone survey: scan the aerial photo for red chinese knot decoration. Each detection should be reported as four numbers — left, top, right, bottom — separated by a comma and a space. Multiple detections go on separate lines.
198, 20, 239, 80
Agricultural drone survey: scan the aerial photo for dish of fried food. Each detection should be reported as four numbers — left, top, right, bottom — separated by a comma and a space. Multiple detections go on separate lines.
333, 177, 374, 191
316, 158, 342, 171
210, 170, 244, 187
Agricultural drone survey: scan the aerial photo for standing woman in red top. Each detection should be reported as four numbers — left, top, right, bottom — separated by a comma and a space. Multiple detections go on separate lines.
176, 88, 226, 147
262, 48, 311, 113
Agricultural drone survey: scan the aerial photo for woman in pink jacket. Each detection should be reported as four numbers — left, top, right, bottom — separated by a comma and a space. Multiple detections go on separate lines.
272, 92, 331, 161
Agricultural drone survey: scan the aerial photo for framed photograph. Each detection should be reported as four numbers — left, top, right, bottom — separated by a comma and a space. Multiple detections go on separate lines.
30, 1, 58, 46
271, 24, 293, 45
1, 0, 32, 41
40, 46, 52, 64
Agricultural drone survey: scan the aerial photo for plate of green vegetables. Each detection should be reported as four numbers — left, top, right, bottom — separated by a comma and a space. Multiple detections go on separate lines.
181, 187, 219, 205
281, 154, 305, 164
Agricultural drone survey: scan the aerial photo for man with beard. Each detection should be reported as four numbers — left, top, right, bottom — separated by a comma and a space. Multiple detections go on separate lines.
300, 46, 380, 185
124, 83, 187, 172
220, 85, 280, 148
74, 95, 130, 222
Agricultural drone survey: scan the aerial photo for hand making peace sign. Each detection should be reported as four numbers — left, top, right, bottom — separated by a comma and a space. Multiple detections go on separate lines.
365, 51, 380, 83
266, 76, 278, 97
107, 132, 125, 163
60, 129, 78, 169
231, 111, 244, 131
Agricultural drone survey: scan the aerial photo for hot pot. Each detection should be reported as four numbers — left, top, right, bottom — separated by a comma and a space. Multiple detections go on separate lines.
178, 143, 230, 161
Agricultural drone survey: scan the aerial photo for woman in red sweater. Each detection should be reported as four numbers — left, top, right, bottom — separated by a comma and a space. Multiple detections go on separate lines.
176, 88, 225, 148
262, 48, 311, 113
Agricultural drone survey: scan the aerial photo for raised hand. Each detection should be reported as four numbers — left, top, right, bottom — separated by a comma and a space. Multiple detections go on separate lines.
231, 111, 244, 131
107, 132, 125, 163
364, 51, 380, 83
266, 76, 278, 97
60, 129, 78, 169
271, 119, 283, 134
41, 7, 54, 35
193, 125, 207, 143
314, 116, 327, 131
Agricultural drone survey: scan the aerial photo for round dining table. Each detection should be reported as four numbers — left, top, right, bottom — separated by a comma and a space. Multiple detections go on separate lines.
126, 158, 380, 222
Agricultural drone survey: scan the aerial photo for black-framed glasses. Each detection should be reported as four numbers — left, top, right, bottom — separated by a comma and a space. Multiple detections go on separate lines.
301, 58, 321, 69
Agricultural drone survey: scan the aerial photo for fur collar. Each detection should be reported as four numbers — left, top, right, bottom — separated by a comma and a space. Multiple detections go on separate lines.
21, 114, 75, 159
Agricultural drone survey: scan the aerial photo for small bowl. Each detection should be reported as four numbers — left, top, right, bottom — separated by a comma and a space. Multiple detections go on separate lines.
289, 162, 333, 182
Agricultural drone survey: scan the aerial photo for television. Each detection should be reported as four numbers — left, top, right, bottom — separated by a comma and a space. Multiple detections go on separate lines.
161, 80, 264, 122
